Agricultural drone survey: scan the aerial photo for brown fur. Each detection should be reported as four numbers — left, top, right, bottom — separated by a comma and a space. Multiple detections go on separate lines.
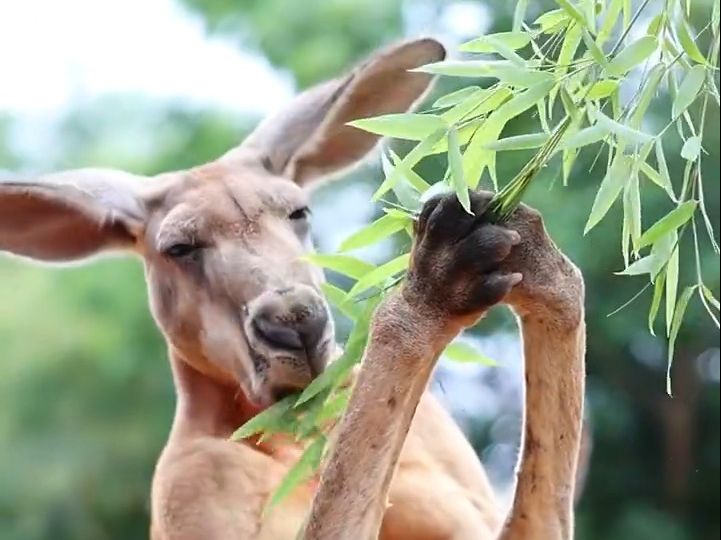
0, 38, 586, 540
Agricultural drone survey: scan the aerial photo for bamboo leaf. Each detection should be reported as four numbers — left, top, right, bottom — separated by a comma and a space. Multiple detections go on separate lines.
616, 254, 659, 275
304, 254, 375, 280
534, 9, 571, 33
496, 80, 556, 123
606, 36, 657, 76
586, 79, 619, 100
347, 253, 410, 298
667, 286, 697, 395
655, 141, 676, 200
585, 154, 630, 233
232, 395, 297, 440
648, 269, 666, 335
557, 22, 583, 77
582, 28, 608, 66
513, 0, 529, 32
672, 65, 706, 118
387, 148, 431, 193
598, 0, 622, 45
629, 64, 665, 128
413, 60, 506, 77
666, 244, 679, 337
559, 123, 610, 149
448, 128, 471, 214
637, 201, 697, 248
556, 0, 589, 29
316, 388, 352, 425
339, 214, 408, 252
433, 86, 482, 108
460, 32, 532, 53
444, 342, 498, 366
495, 66, 556, 87
348, 113, 447, 141
640, 162, 675, 200
703, 285, 720, 311
678, 20, 708, 64
624, 168, 642, 250
680, 136, 702, 161
374, 128, 446, 200
266, 435, 326, 512
485, 132, 550, 151
320, 283, 360, 321
593, 106, 653, 144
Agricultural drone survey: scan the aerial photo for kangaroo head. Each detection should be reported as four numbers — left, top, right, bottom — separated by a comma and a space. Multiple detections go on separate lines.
0, 39, 445, 407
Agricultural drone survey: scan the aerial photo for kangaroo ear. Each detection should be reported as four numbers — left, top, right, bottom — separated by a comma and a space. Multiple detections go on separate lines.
231, 38, 445, 186
0, 168, 147, 262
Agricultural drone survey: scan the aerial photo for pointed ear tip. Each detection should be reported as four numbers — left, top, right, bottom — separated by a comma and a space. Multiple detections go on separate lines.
403, 37, 447, 65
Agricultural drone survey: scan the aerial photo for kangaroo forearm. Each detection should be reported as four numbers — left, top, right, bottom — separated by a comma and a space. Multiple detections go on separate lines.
302, 293, 459, 540
500, 310, 586, 540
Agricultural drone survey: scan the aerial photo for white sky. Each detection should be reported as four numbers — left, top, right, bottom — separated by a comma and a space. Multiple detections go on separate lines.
0, 0, 293, 115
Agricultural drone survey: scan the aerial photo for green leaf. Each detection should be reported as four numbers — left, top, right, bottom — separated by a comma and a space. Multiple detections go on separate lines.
483, 36, 527, 67
387, 148, 431, 193
616, 254, 660, 275
606, 36, 657, 76
629, 64, 665, 128
495, 80, 556, 124
444, 342, 498, 366
563, 148, 578, 185
382, 150, 421, 211
672, 65, 706, 118
347, 253, 410, 298
413, 60, 503, 77
375, 128, 446, 200
460, 32, 532, 53
304, 253, 375, 280
266, 435, 326, 512
559, 123, 610, 150
648, 269, 666, 335
598, 0, 622, 45
592, 106, 653, 144
624, 168, 642, 250
339, 214, 407, 252
556, 0, 589, 29
513, 0, 529, 32
582, 28, 608, 66
703, 285, 720, 311
316, 388, 352, 425
585, 154, 630, 233
320, 283, 360, 321
448, 128, 471, 214
647, 13, 665, 37
655, 141, 676, 200
295, 390, 331, 439
534, 9, 571, 33
637, 201, 697, 249
557, 22, 583, 77
495, 67, 555, 87
433, 86, 482, 109
640, 162, 675, 200
680, 136, 702, 161
348, 113, 446, 141
678, 20, 708, 64
560, 86, 582, 123
485, 132, 550, 151
586, 79, 619, 100
667, 286, 697, 395
666, 243, 679, 337
231, 395, 297, 440
441, 87, 512, 125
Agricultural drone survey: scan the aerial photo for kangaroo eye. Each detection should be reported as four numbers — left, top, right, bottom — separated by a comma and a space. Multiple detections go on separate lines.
288, 207, 310, 221
164, 243, 199, 258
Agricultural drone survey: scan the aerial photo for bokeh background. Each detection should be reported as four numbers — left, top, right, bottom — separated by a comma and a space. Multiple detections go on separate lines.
1, 1, 719, 539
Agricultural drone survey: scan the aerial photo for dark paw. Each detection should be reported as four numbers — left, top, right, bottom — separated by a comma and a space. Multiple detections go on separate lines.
405, 191, 522, 316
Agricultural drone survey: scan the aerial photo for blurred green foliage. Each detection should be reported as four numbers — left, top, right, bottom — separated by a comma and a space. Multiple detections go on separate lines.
1, 1, 719, 539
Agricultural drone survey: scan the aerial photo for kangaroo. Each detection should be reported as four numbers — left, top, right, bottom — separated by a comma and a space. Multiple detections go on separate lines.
0, 38, 585, 540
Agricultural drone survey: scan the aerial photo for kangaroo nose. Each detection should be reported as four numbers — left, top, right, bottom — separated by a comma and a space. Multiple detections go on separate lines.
252, 305, 329, 354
